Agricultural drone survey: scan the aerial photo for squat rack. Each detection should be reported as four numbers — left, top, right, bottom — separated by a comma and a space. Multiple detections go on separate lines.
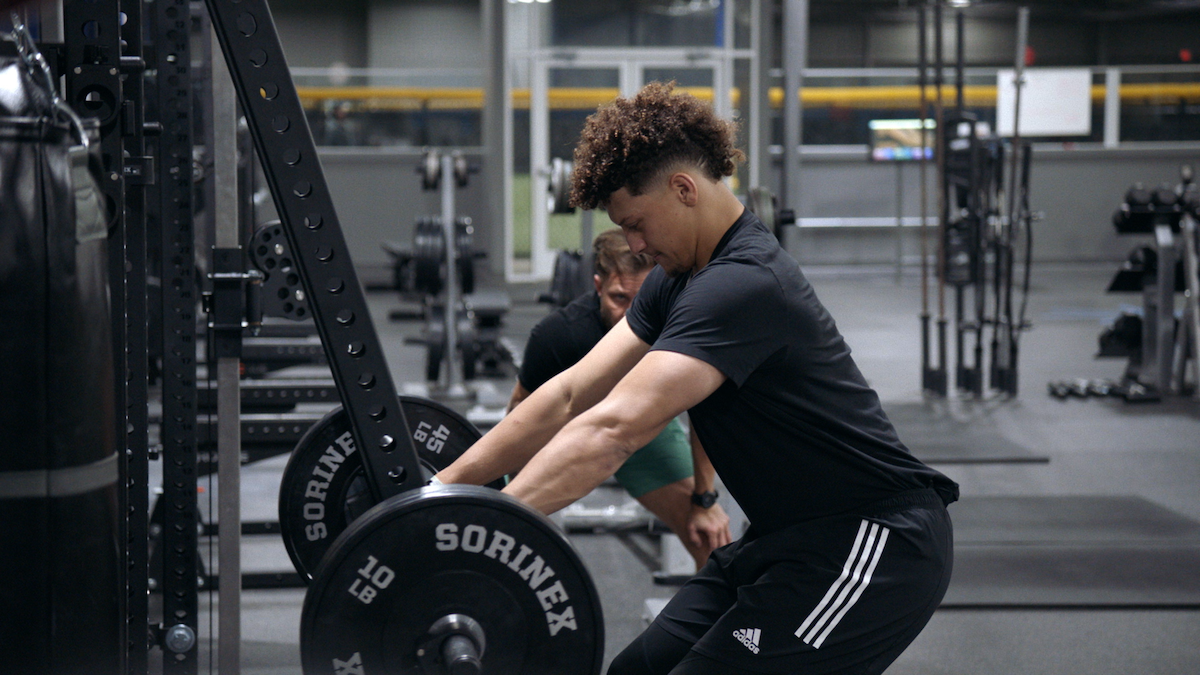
9, 0, 430, 671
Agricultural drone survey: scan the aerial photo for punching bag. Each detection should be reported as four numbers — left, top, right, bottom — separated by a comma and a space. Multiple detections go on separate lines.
0, 39, 121, 675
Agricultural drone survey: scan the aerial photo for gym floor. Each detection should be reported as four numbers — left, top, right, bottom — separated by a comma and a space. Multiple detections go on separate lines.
187, 262, 1200, 675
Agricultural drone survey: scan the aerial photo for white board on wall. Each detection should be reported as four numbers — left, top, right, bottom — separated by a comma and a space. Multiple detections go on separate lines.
997, 68, 1092, 137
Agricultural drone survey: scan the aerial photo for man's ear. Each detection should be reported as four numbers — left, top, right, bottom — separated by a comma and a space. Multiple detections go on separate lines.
669, 171, 699, 206
593, 274, 604, 294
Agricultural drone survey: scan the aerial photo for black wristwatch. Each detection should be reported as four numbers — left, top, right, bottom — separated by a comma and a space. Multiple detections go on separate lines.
691, 490, 719, 508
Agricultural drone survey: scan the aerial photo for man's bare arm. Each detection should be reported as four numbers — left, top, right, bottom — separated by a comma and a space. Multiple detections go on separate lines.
436, 318, 650, 486
506, 381, 531, 414
503, 350, 727, 514
688, 424, 717, 495
683, 423, 733, 553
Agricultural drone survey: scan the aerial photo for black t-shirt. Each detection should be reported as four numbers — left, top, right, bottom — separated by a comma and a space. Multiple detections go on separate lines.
625, 209, 958, 534
518, 291, 607, 392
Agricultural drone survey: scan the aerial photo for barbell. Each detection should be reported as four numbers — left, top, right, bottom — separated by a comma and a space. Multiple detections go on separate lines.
300, 485, 604, 675
279, 397, 605, 674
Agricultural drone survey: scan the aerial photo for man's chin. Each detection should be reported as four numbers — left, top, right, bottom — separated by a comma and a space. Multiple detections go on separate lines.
661, 263, 686, 278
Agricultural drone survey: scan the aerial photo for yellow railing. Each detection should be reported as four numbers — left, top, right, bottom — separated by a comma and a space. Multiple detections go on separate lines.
296, 83, 1200, 111
298, 85, 708, 110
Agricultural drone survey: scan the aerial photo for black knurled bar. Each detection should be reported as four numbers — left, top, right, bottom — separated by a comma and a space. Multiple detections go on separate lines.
202, 0, 424, 500
153, 0, 199, 672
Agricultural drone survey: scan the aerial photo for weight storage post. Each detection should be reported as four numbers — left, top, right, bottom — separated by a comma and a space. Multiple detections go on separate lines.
0, 56, 121, 675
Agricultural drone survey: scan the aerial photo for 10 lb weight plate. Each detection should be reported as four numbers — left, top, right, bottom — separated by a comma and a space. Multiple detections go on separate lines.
278, 396, 502, 582
301, 485, 604, 675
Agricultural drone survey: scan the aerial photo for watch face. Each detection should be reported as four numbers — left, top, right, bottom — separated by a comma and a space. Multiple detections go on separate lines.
694, 491, 718, 508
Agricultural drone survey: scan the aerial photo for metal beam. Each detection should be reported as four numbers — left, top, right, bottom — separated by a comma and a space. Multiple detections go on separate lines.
782, 0, 808, 213
210, 25, 243, 675
482, 0, 507, 277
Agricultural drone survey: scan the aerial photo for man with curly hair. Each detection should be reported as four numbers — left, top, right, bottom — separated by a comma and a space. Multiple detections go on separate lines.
436, 82, 958, 675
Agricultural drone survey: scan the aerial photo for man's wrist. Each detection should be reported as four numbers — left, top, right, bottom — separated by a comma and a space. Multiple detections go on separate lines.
691, 490, 718, 508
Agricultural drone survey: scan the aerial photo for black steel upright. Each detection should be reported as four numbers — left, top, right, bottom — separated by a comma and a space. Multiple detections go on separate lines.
119, 0, 154, 669
929, 1, 949, 397
151, 0, 200, 671
202, 0, 425, 501
918, 2, 934, 395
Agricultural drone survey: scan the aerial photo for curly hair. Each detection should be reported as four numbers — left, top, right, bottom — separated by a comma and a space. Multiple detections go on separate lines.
570, 81, 744, 211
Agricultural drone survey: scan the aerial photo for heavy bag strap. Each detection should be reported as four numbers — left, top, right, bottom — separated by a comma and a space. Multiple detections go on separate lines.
3, 14, 108, 240
4, 13, 88, 148
71, 137, 107, 242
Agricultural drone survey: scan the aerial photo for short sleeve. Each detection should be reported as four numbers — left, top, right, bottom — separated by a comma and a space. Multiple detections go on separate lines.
625, 266, 672, 346
651, 262, 787, 387
518, 315, 572, 391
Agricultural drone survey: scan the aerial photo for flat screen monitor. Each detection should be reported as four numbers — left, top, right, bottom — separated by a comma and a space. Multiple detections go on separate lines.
868, 119, 935, 162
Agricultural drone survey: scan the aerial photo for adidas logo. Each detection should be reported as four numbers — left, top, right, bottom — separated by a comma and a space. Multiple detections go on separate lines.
732, 628, 761, 654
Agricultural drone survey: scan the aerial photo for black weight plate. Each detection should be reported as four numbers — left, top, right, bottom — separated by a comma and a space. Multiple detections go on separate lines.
301, 485, 604, 675
250, 220, 310, 320
413, 218, 444, 297
425, 338, 444, 383
456, 218, 475, 295
278, 396, 501, 582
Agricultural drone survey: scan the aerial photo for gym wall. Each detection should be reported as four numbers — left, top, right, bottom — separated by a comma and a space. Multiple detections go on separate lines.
784, 144, 1200, 266
302, 142, 1200, 276
262, 1, 1200, 275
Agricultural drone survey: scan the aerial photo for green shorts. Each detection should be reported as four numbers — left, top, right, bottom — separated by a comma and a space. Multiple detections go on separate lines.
612, 418, 694, 499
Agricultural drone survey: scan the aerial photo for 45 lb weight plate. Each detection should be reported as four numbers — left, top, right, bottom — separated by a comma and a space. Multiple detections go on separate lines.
279, 396, 503, 582
301, 485, 604, 675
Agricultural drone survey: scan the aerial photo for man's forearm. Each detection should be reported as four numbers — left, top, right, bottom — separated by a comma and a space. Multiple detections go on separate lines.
689, 426, 717, 494
506, 381, 530, 414
437, 376, 575, 485
439, 319, 651, 488
503, 407, 645, 514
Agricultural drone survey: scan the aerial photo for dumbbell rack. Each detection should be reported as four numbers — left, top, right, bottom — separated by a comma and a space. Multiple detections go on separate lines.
1109, 183, 1199, 398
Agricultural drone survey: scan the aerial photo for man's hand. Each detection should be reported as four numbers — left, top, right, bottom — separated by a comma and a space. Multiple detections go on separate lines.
686, 503, 732, 563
